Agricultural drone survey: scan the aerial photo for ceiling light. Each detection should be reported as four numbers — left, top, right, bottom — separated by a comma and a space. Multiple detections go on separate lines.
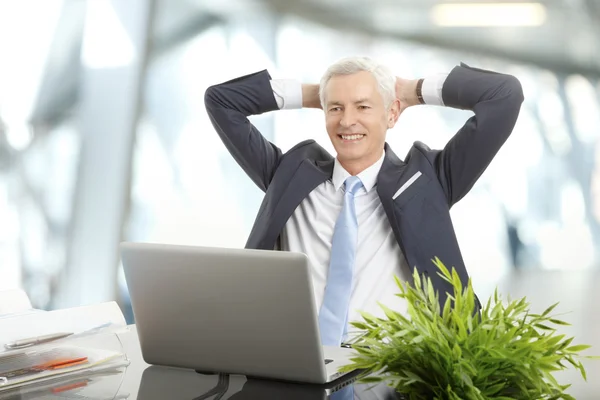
431, 3, 547, 27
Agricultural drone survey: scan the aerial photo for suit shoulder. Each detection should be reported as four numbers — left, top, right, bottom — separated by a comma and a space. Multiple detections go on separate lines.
286, 139, 316, 154
413, 141, 432, 153
406, 141, 440, 164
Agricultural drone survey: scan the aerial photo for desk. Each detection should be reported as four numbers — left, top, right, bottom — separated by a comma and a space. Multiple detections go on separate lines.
113, 269, 600, 399
3, 270, 599, 399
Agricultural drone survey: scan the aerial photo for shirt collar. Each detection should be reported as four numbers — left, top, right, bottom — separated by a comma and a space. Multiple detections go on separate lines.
332, 151, 385, 193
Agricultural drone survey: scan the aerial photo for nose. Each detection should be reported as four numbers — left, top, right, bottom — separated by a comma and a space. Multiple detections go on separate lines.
340, 109, 358, 128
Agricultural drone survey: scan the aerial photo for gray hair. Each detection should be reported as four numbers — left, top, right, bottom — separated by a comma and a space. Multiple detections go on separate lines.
319, 56, 396, 109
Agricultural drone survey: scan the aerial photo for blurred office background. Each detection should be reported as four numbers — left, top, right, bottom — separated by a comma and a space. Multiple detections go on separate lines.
0, 0, 599, 313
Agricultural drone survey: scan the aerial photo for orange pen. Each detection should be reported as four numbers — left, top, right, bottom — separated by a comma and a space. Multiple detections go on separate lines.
34, 357, 89, 371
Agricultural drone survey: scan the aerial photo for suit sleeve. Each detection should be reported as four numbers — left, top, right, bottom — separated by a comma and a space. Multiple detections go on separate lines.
204, 70, 282, 192
434, 63, 524, 206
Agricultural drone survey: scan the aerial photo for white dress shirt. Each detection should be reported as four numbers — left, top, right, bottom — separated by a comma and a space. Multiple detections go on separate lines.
270, 73, 448, 336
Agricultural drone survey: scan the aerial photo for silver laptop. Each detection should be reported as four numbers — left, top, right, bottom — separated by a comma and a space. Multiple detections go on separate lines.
120, 242, 361, 385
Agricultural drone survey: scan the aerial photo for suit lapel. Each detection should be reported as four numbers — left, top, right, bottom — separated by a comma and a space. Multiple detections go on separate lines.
377, 144, 410, 252
377, 144, 407, 208
258, 158, 334, 249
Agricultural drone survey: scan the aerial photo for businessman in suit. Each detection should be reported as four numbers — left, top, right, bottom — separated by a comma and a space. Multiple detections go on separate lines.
204, 57, 523, 347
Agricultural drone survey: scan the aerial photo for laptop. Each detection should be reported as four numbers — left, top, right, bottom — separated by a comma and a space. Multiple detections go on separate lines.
121, 242, 363, 385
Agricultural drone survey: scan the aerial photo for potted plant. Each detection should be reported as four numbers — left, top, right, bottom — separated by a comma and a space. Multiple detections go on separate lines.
341, 258, 597, 399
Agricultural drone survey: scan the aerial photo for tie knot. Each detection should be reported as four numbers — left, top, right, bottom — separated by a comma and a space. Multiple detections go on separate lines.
344, 176, 363, 196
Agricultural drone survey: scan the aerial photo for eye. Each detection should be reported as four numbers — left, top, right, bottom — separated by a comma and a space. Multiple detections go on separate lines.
358, 105, 370, 110
329, 107, 341, 112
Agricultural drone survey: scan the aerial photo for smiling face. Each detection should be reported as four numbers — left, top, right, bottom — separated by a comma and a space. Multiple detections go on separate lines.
323, 71, 400, 175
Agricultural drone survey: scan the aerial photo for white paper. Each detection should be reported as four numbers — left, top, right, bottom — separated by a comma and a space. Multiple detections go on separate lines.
0, 302, 126, 352
0, 290, 32, 315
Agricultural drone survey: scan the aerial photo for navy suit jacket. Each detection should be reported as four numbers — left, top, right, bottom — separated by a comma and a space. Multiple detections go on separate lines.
204, 64, 524, 309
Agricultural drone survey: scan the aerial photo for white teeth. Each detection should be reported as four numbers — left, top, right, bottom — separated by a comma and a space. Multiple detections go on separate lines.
341, 134, 364, 140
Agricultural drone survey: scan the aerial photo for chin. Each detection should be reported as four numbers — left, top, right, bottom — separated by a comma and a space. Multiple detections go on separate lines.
336, 150, 367, 163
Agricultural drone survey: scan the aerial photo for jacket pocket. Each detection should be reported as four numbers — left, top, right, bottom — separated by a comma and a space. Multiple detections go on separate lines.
392, 172, 431, 208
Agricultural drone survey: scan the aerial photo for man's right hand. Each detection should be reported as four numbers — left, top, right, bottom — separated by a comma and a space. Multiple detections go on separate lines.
302, 84, 322, 109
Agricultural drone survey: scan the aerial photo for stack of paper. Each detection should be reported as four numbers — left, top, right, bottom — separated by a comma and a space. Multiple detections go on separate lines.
0, 302, 130, 392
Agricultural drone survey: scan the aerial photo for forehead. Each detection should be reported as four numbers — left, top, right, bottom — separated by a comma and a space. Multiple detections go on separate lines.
324, 71, 381, 102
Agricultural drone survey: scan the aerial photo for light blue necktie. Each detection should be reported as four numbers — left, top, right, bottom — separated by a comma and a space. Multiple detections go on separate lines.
319, 175, 363, 346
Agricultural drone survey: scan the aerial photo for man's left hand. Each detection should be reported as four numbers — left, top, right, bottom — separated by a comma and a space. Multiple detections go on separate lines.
395, 77, 421, 113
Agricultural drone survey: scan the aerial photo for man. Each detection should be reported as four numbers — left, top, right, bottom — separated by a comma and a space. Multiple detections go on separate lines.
204, 57, 523, 346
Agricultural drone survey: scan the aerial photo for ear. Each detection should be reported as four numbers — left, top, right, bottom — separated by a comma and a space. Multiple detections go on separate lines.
387, 99, 401, 128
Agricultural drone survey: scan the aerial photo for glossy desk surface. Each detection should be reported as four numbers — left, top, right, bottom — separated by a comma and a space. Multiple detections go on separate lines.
2, 269, 599, 399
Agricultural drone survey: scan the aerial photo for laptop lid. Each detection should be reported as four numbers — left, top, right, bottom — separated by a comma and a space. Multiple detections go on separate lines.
121, 242, 330, 383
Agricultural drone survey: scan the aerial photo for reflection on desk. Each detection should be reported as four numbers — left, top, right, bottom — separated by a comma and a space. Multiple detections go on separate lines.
136, 365, 400, 400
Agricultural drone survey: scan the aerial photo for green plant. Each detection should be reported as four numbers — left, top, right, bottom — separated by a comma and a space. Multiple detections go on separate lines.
341, 258, 597, 400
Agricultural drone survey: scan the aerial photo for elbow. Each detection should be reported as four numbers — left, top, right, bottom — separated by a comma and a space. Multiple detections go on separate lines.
204, 84, 231, 116
504, 75, 524, 104
493, 75, 524, 124
506, 76, 524, 126
502, 76, 524, 136
204, 85, 218, 111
